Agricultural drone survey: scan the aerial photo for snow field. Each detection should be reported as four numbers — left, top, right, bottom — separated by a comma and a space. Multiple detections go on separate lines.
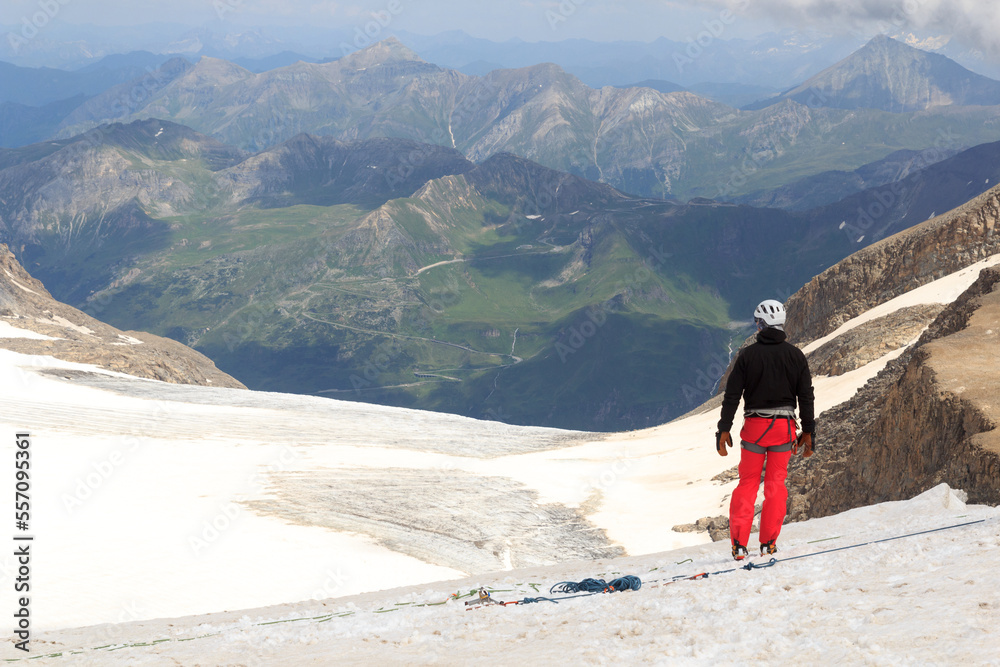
1, 339, 900, 632
16, 485, 999, 665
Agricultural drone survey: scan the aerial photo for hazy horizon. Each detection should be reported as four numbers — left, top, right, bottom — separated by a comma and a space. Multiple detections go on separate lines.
1, 0, 998, 57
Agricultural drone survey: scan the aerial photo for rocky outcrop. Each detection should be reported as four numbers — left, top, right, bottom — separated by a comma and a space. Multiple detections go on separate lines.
0, 244, 244, 388
758, 176, 1000, 523
672, 515, 730, 542
786, 268, 1000, 519
787, 184, 1000, 345
806, 304, 944, 376
0, 119, 244, 247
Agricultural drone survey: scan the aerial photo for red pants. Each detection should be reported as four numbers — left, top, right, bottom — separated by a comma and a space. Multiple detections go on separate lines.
729, 446, 792, 548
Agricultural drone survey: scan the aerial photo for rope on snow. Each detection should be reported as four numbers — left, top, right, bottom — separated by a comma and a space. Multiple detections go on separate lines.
548, 575, 642, 595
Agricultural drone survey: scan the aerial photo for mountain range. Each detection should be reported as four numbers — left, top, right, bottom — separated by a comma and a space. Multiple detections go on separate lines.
24, 36, 1000, 203
4, 34, 1000, 430
0, 120, 742, 429
2, 143, 998, 658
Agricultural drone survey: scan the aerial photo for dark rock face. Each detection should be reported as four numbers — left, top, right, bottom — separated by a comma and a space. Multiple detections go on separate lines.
787, 185, 1000, 345
786, 268, 1000, 520
0, 243, 244, 389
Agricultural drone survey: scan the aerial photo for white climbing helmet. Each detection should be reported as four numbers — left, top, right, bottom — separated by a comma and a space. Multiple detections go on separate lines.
754, 299, 786, 328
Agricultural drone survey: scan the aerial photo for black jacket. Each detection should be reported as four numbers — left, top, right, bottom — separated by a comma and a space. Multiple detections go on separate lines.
718, 327, 815, 433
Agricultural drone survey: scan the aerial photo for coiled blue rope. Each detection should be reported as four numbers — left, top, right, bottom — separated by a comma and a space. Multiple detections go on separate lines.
549, 575, 642, 595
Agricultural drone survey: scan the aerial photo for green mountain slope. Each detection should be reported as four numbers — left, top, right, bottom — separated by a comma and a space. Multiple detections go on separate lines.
3, 120, 992, 431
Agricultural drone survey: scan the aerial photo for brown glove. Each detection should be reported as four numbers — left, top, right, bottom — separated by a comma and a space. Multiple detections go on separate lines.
716, 431, 733, 456
794, 432, 814, 457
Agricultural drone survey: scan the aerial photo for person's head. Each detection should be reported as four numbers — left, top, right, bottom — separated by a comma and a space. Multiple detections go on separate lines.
754, 299, 786, 332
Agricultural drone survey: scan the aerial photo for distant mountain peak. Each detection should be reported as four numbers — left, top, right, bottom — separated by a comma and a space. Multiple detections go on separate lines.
339, 37, 424, 69
865, 33, 895, 46
189, 55, 253, 84
856, 33, 922, 57
753, 33, 1000, 112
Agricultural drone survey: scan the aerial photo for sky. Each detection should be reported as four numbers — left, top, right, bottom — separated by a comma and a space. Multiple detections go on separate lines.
1, 0, 999, 58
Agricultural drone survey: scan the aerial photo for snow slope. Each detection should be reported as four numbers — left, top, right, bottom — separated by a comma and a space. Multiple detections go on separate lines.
0, 337, 898, 634
14, 485, 1000, 665
0, 253, 998, 662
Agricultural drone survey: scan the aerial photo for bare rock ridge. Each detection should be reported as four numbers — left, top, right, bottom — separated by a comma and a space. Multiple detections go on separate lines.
0, 243, 244, 388
805, 304, 945, 377
786, 183, 1000, 346
786, 267, 1000, 520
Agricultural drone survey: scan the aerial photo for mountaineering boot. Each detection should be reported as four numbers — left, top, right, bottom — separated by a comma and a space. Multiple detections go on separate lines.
732, 542, 748, 561
760, 540, 777, 556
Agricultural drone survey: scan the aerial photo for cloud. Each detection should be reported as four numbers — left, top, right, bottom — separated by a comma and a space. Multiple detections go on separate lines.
677, 0, 1000, 57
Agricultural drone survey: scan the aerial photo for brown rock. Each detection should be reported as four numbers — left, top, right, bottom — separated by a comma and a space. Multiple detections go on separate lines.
806, 303, 945, 376
0, 244, 244, 389
672, 515, 730, 542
